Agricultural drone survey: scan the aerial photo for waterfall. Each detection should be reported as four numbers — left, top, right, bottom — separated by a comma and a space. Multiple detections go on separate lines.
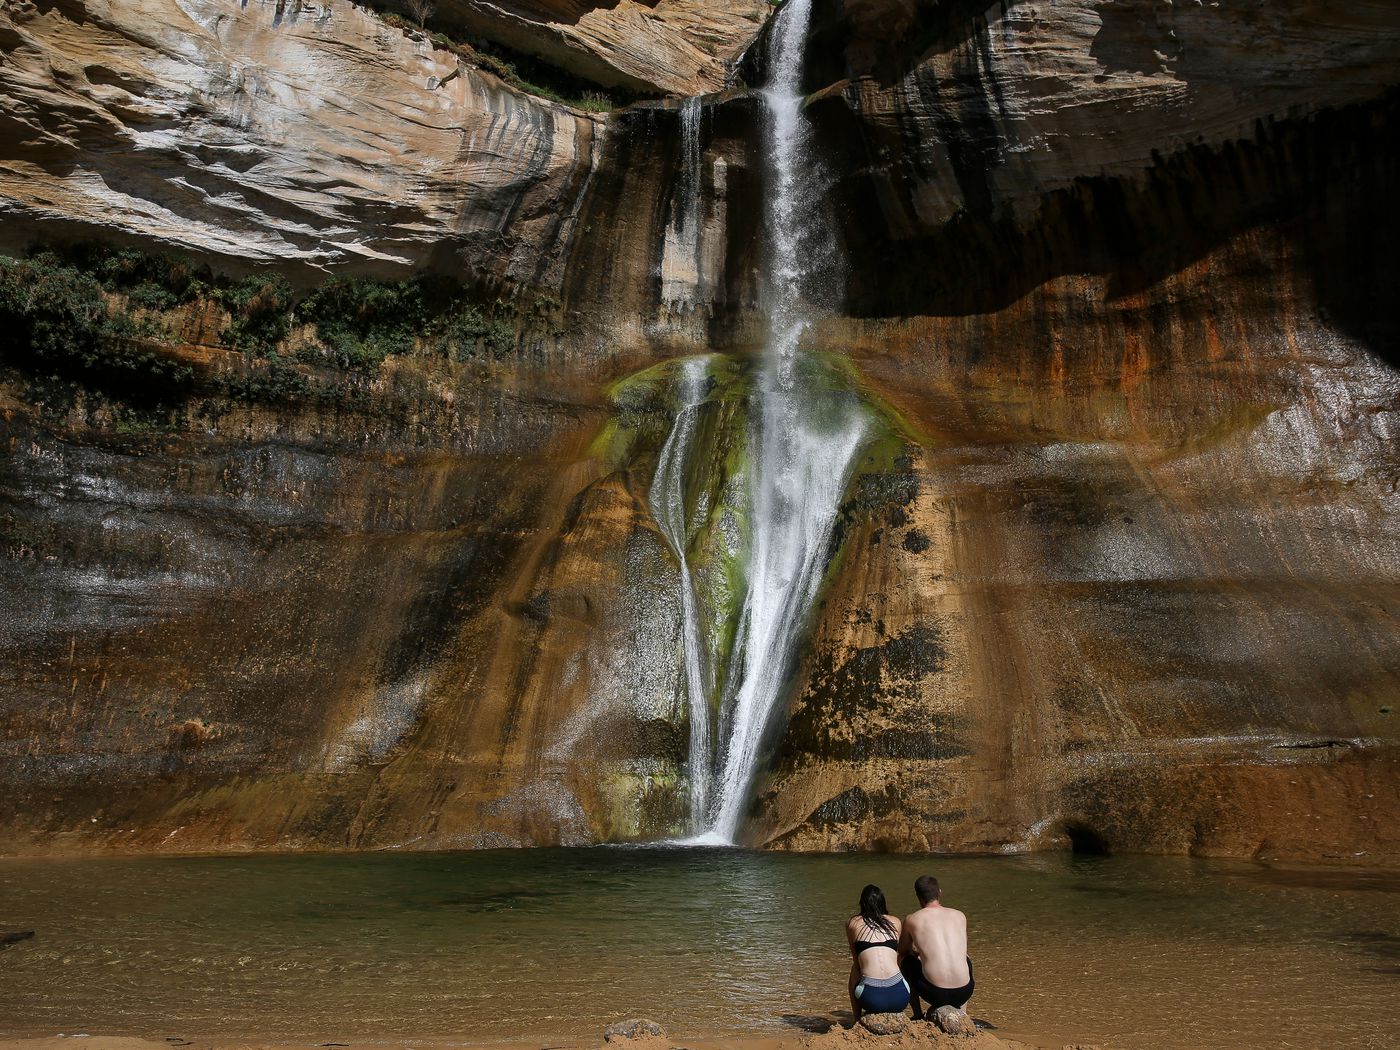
660, 96, 704, 309
700, 0, 870, 842
649, 0, 869, 845
647, 357, 716, 822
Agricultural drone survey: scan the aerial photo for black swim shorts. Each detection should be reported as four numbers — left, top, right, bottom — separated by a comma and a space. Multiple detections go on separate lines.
900, 954, 974, 1009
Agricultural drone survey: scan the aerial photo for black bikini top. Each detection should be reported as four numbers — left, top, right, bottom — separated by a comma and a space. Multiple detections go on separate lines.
852, 937, 899, 955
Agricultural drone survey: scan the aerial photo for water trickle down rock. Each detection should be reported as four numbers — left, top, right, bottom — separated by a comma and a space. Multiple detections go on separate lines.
648, 356, 719, 825
659, 97, 706, 312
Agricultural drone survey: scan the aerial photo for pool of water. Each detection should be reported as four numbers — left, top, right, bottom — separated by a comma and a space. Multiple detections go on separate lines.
0, 848, 1396, 1048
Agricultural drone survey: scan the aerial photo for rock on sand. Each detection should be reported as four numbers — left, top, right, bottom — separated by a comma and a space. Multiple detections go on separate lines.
603, 1019, 666, 1042
858, 1013, 907, 1035
932, 1007, 976, 1037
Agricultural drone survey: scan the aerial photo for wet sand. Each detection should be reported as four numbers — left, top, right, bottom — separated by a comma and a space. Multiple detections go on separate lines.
0, 1028, 1097, 1050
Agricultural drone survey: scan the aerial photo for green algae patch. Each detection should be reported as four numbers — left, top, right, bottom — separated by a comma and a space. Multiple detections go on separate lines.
820, 348, 929, 465
592, 767, 687, 841
806, 348, 929, 588
587, 347, 920, 682
586, 352, 744, 472
587, 350, 758, 706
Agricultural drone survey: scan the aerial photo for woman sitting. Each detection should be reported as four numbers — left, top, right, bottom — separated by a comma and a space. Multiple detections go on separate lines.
845, 883, 910, 1021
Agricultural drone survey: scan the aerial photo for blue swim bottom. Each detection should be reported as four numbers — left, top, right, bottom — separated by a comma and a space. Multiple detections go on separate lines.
854, 971, 911, 1013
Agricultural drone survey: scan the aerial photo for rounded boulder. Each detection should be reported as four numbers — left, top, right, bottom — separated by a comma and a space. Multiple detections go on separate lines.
933, 1006, 976, 1037
603, 1018, 666, 1042
858, 1012, 908, 1035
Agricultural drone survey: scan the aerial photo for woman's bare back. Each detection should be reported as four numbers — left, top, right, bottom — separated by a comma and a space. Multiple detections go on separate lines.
846, 913, 902, 979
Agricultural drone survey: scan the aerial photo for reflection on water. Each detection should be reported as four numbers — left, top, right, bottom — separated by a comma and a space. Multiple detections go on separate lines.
0, 849, 1397, 1048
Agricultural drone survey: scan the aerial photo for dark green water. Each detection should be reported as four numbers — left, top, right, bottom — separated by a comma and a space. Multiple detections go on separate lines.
0, 849, 1397, 1048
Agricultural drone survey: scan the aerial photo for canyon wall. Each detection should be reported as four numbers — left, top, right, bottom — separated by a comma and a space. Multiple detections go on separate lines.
752, 0, 1400, 859
1, 0, 1397, 861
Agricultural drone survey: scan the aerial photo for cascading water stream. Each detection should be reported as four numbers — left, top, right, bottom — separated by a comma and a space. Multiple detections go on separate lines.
660, 96, 704, 309
647, 357, 716, 822
690, 0, 869, 843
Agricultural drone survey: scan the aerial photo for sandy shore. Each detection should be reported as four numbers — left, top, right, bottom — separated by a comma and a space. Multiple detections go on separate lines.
0, 1026, 1103, 1050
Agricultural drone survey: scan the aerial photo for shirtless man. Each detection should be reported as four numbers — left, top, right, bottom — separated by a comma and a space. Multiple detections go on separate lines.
897, 874, 974, 1019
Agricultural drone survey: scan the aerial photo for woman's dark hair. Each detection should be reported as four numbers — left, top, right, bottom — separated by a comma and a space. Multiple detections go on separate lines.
858, 883, 895, 936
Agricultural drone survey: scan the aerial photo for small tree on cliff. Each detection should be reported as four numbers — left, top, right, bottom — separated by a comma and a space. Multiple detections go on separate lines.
403, 0, 434, 26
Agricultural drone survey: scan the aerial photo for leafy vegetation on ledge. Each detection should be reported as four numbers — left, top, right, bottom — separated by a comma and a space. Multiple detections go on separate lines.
0, 244, 533, 410
0, 251, 194, 403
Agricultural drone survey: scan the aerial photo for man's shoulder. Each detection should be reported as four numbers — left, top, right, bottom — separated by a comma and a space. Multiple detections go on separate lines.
912, 905, 966, 924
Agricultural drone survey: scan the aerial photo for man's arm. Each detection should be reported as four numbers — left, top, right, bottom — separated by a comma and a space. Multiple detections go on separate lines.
896, 916, 915, 963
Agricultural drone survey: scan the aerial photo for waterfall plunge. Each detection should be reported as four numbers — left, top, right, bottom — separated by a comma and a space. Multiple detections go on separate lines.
657, 0, 870, 845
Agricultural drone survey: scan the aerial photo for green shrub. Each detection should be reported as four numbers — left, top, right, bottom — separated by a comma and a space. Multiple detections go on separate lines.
49, 244, 207, 309
0, 254, 108, 362
217, 356, 311, 404
3, 244, 524, 404
300, 276, 426, 371
441, 305, 514, 361
102, 310, 173, 343
215, 272, 295, 352
112, 407, 179, 435
0, 254, 194, 398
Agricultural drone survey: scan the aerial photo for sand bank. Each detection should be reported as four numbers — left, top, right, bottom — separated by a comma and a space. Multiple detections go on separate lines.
0, 1024, 1101, 1050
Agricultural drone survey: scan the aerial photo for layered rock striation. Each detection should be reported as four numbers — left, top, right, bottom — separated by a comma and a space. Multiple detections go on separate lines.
0, 0, 601, 282
425, 0, 769, 96
1, 0, 1398, 860
749, 0, 1400, 858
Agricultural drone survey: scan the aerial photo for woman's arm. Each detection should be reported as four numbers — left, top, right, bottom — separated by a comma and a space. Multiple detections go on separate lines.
846, 917, 863, 1021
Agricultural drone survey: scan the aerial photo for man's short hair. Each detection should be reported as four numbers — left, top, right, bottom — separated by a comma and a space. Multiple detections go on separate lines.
914, 874, 941, 904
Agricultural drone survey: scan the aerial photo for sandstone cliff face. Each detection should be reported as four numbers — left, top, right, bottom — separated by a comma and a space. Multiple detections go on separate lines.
429, 0, 769, 95
739, 0, 1400, 859
0, 0, 601, 281
1, 0, 1399, 861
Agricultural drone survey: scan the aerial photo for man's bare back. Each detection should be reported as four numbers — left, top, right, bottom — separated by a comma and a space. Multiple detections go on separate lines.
897, 874, 974, 1015
900, 902, 970, 987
